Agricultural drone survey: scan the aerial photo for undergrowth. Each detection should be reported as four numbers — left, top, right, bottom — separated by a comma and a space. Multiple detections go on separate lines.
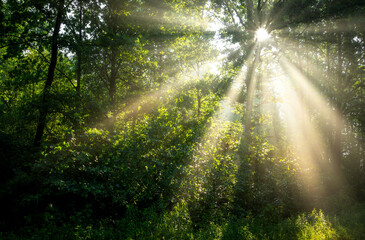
2, 202, 364, 240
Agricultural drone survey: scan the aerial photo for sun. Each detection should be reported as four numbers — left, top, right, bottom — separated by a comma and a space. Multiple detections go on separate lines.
255, 28, 270, 42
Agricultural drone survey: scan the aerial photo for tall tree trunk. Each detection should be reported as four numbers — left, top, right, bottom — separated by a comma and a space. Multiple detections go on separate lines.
246, 0, 254, 30
196, 63, 201, 119
242, 46, 261, 192
244, 46, 261, 143
197, 91, 201, 119
109, 46, 118, 105
296, 45, 307, 130
33, 0, 65, 147
76, 51, 81, 94
234, 46, 262, 211
332, 33, 343, 171
326, 41, 330, 73
76, 0, 82, 95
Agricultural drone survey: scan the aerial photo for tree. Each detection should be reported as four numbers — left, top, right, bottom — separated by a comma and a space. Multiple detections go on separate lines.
34, 0, 66, 147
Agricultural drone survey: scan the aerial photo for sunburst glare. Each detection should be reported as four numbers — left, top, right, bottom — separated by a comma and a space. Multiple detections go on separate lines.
256, 28, 271, 42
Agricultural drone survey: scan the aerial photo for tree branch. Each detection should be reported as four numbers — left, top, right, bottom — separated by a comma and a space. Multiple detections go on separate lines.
31, 45, 77, 90
223, 0, 236, 25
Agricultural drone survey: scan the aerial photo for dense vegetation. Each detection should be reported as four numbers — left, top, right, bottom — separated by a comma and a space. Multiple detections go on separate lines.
1, 0, 364, 239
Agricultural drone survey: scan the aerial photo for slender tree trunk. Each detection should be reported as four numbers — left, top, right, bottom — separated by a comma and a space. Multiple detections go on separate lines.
246, 0, 254, 30
109, 47, 118, 105
244, 46, 261, 143
326, 41, 331, 73
76, 52, 81, 94
76, 0, 82, 94
234, 46, 262, 211
196, 63, 201, 119
197, 92, 201, 119
296, 46, 307, 130
34, 0, 65, 147
271, 104, 281, 155
158, 53, 163, 83
243, 46, 262, 191
332, 33, 343, 171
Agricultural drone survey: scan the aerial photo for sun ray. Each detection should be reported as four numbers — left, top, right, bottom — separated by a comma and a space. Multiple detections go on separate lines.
176, 43, 260, 200
97, 56, 224, 129
116, 3, 213, 34
249, 30, 358, 202
278, 16, 365, 36
277, 56, 357, 195
278, 47, 362, 139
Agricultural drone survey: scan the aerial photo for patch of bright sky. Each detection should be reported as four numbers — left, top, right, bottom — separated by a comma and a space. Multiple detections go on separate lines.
202, 19, 225, 75
204, 11, 242, 75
